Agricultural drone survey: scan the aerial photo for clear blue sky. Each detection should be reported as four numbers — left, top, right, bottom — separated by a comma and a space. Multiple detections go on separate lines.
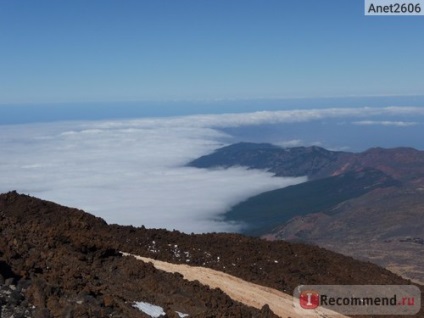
1, 0, 423, 104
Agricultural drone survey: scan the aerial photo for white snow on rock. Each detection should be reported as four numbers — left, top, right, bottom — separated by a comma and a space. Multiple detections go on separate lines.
133, 301, 165, 317
133, 302, 189, 317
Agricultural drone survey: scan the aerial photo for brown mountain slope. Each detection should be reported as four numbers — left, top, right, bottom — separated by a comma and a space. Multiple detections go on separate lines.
0, 191, 423, 317
189, 143, 424, 286
266, 185, 424, 285
329, 147, 424, 182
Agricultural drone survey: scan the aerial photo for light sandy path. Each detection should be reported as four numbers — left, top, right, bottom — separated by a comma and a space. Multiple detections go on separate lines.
122, 252, 348, 318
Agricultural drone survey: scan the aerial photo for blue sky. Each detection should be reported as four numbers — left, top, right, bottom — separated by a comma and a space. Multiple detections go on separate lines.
1, 1, 423, 233
1, 0, 423, 104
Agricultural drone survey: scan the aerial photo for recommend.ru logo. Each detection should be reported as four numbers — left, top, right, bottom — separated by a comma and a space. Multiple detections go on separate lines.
293, 285, 421, 316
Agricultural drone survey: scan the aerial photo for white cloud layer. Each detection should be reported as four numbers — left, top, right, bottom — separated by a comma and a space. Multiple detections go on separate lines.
1, 106, 423, 233
111, 106, 424, 129
352, 120, 418, 127
0, 118, 305, 233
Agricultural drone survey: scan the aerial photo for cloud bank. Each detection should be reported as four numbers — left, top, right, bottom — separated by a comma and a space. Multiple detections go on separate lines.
1, 106, 423, 233
108, 106, 424, 129
352, 120, 418, 127
0, 119, 305, 233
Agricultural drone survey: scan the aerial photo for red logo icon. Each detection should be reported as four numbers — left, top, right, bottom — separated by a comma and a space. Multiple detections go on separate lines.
300, 290, 320, 309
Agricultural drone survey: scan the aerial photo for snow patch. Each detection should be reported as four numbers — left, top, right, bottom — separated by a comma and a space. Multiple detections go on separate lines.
147, 240, 159, 253
133, 301, 189, 317
133, 301, 165, 317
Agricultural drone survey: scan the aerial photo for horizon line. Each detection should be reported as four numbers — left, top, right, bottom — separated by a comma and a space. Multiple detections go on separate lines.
1, 93, 424, 107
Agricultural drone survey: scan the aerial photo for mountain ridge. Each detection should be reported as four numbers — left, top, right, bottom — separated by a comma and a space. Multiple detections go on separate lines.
188, 142, 424, 181
189, 142, 347, 179
188, 142, 424, 285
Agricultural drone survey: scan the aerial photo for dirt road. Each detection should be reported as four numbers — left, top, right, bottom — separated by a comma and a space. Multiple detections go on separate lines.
122, 252, 348, 318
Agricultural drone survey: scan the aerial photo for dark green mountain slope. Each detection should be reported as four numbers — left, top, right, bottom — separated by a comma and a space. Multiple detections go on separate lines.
226, 168, 400, 236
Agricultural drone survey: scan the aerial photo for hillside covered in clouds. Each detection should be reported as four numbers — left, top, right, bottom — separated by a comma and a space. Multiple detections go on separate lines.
189, 142, 424, 284
1, 191, 422, 317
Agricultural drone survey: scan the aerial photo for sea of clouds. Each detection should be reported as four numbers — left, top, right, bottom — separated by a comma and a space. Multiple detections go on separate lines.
0, 106, 423, 233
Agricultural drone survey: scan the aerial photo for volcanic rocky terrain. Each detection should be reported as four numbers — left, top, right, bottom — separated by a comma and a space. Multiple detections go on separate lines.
1, 191, 423, 317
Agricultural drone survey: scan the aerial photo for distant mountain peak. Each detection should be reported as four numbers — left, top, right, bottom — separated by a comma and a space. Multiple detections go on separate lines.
189, 142, 424, 182
189, 142, 347, 178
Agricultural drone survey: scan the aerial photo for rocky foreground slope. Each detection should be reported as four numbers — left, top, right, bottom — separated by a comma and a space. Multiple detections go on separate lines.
0, 191, 423, 317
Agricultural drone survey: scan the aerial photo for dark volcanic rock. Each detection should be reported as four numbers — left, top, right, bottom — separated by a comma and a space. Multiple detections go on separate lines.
0, 191, 278, 317
0, 191, 423, 317
0, 263, 33, 318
